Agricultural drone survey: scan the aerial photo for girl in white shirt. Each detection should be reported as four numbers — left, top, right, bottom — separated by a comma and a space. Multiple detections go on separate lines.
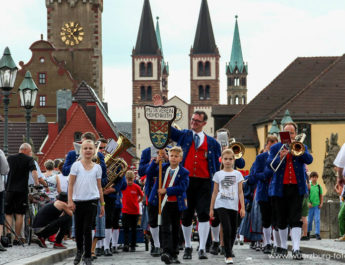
68, 140, 105, 265
210, 149, 245, 264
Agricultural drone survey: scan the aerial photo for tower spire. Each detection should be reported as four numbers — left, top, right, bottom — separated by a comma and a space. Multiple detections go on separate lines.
192, 0, 218, 54
134, 0, 159, 55
229, 15, 247, 74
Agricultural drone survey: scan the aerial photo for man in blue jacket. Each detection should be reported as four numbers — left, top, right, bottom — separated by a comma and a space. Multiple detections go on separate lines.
170, 111, 221, 260
267, 123, 313, 260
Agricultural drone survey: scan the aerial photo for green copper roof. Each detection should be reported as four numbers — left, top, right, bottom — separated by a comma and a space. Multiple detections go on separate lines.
228, 16, 247, 74
269, 120, 280, 135
155, 16, 169, 75
281, 109, 294, 126
19, 71, 38, 91
0, 47, 17, 70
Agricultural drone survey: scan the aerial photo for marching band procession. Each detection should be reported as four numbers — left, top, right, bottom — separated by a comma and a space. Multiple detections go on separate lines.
4, 101, 345, 265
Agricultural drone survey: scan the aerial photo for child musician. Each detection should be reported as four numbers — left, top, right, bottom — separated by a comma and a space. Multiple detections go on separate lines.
210, 149, 245, 264
146, 146, 189, 264
68, 140, 105, 265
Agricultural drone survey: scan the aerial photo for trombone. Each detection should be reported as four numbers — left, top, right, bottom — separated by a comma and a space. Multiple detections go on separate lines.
270, 133, 306, 172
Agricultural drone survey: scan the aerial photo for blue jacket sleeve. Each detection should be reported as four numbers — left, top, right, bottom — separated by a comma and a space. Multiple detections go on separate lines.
166, 169, 190, 196
62, 151, 76, 176
138, 148, 151, 177
113, 175, 127, 192
296, 145, 313, 165
170, 127, 186, 143
98, 152, 108, 187
235, 157, 245, 169
146, 160, 159, 184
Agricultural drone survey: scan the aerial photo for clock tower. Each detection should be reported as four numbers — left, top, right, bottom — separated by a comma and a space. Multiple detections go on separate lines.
46, 0, 103, 99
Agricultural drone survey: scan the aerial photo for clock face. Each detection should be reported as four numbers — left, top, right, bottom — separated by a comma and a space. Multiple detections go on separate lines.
60, 22, 84, 46
175, 108, 182, 121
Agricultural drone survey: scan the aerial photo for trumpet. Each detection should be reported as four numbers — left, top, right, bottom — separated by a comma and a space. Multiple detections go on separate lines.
270, 133, 306, 172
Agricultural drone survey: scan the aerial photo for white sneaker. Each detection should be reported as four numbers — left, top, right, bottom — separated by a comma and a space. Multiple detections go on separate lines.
225, 257, 234, 264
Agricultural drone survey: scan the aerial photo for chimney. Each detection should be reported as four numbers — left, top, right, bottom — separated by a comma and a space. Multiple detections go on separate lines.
58, 108, 67, 132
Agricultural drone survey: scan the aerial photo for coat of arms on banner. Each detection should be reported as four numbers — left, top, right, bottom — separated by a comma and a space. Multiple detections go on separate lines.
145, 105, 176, 149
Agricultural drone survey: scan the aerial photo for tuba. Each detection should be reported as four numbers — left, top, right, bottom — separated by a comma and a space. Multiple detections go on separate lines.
229, 138, 246, 159
103, 132, 135, 190
216, 128, 245, 159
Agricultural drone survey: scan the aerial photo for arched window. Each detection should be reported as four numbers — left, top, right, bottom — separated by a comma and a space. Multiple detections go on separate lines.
205, 85, 210, 99
140, 86, 146, 100
139, 62, 146, 77
147, 62, 153, 77
234, 77, 240, 86
241, 77, 246, 86
242, 96, 246, 104
147, 86, 152, 100
228, 96, 232, 105
198, 61, 204, 76
198, 85, 204, 100
235, 96, 239, 104
74, 132, 82, 142
227, 78, 232, 86
205, 61, 211, 76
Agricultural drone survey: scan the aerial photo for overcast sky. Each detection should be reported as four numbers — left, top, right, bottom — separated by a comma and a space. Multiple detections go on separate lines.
1, 0, 345, 122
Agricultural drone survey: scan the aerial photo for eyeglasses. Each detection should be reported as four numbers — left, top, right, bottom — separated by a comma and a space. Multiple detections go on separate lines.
99, 147, 105, 150
191, 118, 204, 123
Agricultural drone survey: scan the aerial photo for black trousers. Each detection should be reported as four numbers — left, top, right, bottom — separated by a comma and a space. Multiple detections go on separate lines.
272, 185, 303, 229
35, 214, 71, 244
74, 200, 98, 258
104, 196, 116, 229
122, 213, 139, 247
112, 208, 121, 229
148, 203, 158, 228
182, 177, 211, 225
259, 201, 272, 229
161, 202, 180, 257
216, 208, 237, 259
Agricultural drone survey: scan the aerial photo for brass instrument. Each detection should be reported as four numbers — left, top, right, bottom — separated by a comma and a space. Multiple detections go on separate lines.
216, 128, 245, 159
73, 142, 82, 156
229, 138, 246, 159
92, 141, 101, 163
270, 133, 306, 172
216, 128, 230, 147
103, 132, 135, 190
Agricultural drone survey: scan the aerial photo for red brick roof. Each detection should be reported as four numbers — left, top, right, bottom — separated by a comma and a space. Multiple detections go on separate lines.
224, 56, 341, 145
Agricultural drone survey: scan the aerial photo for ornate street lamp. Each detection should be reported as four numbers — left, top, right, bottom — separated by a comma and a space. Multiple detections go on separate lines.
0, 47, 18, 156
18, 71, 38, 143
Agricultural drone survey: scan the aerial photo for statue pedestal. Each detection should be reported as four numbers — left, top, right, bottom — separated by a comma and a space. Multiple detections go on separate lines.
320, 199, 340, 238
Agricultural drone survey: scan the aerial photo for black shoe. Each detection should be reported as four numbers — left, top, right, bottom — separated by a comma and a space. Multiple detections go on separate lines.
300, 236, 309, 241
210, 241, 219, 255
161, 253, 172, 264
183, 247, 192, 259
263, 244, 273, 254
130, 246, 136, 252
178, 244, 184, 250
5, 234, 12, 247
123, 245, 129, 252
100, 246, 104, 255
0, 242, 6, 252
112, 246, 118, 254
104, 248, 113, 256
198, 249, 208, 259
292, 250, 303, 260
280, 248, 288, 259
240, 240, 244, 246
249, 241, 255, 249
95, 248, 102, 256
151, 246, 161, 257
220, 246, 225, 255
83, 257, 92, 265
315, 234, 322, 240
74, 251, 83, 265
171, 256, 181, 264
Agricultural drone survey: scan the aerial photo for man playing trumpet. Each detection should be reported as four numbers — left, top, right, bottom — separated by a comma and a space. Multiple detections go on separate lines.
267, 122, 313, 260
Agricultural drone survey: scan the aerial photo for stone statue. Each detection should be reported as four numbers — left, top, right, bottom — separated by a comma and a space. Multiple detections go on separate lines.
322, 133, 340, 198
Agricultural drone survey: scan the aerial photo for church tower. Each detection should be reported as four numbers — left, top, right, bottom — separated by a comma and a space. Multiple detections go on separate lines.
46, 0, 103, 99
190, 0, 220, 106
156, 17, 169, 101
226, 16, 248, 105
132, 0, 166, 156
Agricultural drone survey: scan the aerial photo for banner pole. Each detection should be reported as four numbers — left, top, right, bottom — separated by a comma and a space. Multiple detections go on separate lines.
158, 149, 164, 225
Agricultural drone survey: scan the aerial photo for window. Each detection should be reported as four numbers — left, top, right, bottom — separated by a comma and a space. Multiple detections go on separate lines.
242, 96, 246, 104
297, 123, 311, 150
241, 77, 246, 86
138, 128, 140, 134
140, 86, 146, 100
162, 78, 167, 88
139, 62, 146, 77
205, 85, 210, 99
147, 62, 153, 77
205, 61, 211, 76
74, 132, 82, 142
198, 85, 204, 100
227, 78, 232, 86
228, 96, 232, 105
38, 73, 46, 84
39, 96, 46, 107
234, 77, 240, 86
138, 113, 140, 118
198, 61, 203, 76
235, 96, 239, 104
147, 86, 152, 100
39, 57, 45, 63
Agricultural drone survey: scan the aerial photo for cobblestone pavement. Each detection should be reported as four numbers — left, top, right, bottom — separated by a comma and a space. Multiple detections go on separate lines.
55, 242, 345, 265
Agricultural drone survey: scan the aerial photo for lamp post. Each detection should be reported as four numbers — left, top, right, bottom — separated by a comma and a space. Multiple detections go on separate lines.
18, 71, 38, 143
0, 47, 18, 156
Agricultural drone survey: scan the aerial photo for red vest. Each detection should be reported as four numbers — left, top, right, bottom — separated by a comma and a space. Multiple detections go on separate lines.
185, 138, 209, 179
283, 153, 297, 184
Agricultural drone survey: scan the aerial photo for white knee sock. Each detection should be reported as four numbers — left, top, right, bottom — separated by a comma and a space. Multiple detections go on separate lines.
96, 238, 103, 248
279, 228, 288, 249
198, 221, 210, 251
211, 225, 220, 242
150, 227, 160, 248
92, 230, 95, 239
104, 229, 112, 250
111, 229, 119, 248
182, 225, 193, 248
291, 227, 301, 251
239, 234, 244, 241
273, 229, 281, 248
263, 227, 272, 246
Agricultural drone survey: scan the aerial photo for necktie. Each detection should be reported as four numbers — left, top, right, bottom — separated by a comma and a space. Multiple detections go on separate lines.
194, 134, 200, 150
